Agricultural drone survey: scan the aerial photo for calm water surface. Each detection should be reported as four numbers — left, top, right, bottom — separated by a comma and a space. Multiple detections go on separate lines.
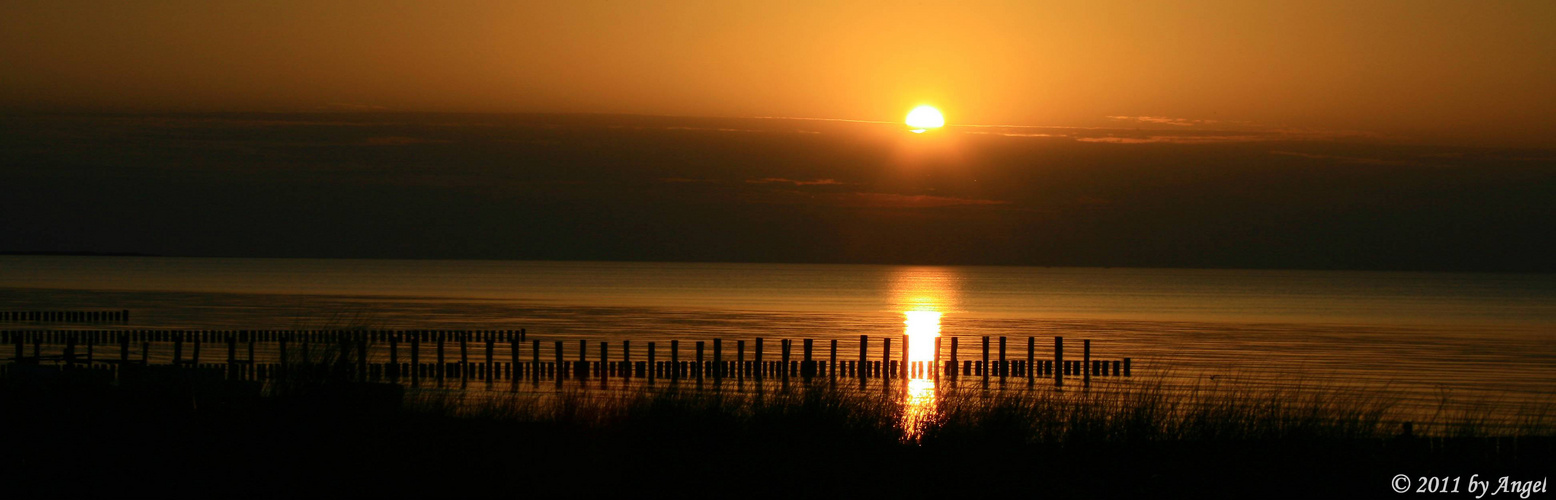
2, 256, 1553, 425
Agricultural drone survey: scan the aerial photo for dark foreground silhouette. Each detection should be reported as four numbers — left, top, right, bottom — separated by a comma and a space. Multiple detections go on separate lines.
2, 368, 1549, 499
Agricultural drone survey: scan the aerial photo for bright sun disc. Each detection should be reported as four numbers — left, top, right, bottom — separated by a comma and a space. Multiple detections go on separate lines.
905, 105, 945, 133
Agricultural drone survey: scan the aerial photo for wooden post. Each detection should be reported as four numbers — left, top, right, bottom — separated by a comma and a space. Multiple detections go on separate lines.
486, 333, 496, 382
1054, 336, 1063, 387
780, 339, 790, 380
695, 341, 704, 379
1083, 339, 1091, 387
531, 339, 541, 381
670, 340, 679, 381
356, 334, 367, 381
226, 334, 237, 379
933, 336, 941, 379
647, 341, 656, 382
172, 334, 183, 365
802, 338, 813, 378
600, 341, 608, 379
410, 332, 421, 385
578, 339, 587, 380
753, 338, 763, 379
191, 333, 200, 365
737, 340, 745, 378
998, 336, 1007, 379
829, 339, 838, 380
278, 332, 289, 366
387, 333, 398, 380
882, 337, 891, 379
1124, 357, 1131, 377
554, 341, 564, 381
457, 333, 469, 380
622, 340, 631, 379
950, 337, 958, 379
858, 335, 868, 379
436, 331, 446, 381
981, 336, 989, 382
1026, 337, 1035, 384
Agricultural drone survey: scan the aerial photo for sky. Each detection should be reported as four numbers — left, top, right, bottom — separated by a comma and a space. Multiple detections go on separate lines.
2, 0, 1554, 147
1, 2, 1553, 271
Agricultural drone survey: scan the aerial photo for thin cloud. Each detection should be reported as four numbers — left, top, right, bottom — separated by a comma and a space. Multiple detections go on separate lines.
361, 136, 453, 146
1270, 150, 1424, 166
322, 102, 391, 112
1107, 115, 1218, 127
830, 192, 1008, 209
747, 178, 845, 186
1076, 134, 1268, 144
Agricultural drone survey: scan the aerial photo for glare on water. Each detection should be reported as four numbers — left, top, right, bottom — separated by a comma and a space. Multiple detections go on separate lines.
892, 267, 959, 437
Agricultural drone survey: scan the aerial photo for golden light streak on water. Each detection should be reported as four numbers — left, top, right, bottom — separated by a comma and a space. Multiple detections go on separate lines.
891, 267, 960, 438
904, 310, 941, 363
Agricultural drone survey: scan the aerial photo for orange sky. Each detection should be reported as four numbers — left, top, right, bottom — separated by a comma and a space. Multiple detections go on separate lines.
2, 0, 1553, 146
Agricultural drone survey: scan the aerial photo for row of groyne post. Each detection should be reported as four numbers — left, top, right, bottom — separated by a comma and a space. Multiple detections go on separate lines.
0, 310, 130, 323
0, 329, 1130, 388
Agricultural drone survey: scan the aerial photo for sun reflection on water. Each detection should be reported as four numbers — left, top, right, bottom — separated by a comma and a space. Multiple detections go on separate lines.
891, 267, 961, 438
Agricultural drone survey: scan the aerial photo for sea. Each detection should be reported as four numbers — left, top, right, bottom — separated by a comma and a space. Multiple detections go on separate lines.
2, 255, 1553, 426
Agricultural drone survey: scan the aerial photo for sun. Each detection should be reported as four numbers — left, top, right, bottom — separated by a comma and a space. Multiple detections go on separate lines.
905, 105, 945, 133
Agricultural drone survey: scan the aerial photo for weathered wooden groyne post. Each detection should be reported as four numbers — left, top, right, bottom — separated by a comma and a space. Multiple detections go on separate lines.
226, 333, 238, 380
506, 333, 518, 386
410, 332, 421, 386
711, 338, 722, 380
881, 336, 892, 383
599, 340, 608, 387
1026, 337, 1035, 385
435, 331, 447, 383
753, 338, 763, 381
485, 333, 496, 383
779, 339, 791, 385
577, 339, 588, 381
553, 340, 564, 386
387, 333, 398, 381
948, 337, 958, 382
1083, 339, 1091, 387
1054, 336, 1064, 387
530, 338, 541, 385
857, 335, 868, 386
647, 341, 656, 384
670, 340, 680, 382
736, 340, 745, 384
613, 339, 625, 376
829, 339, 838, 381
980, 336, 989, 385
801, 339, 814, 379
998, 336, 1008, 381
694, 340, 704, 382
